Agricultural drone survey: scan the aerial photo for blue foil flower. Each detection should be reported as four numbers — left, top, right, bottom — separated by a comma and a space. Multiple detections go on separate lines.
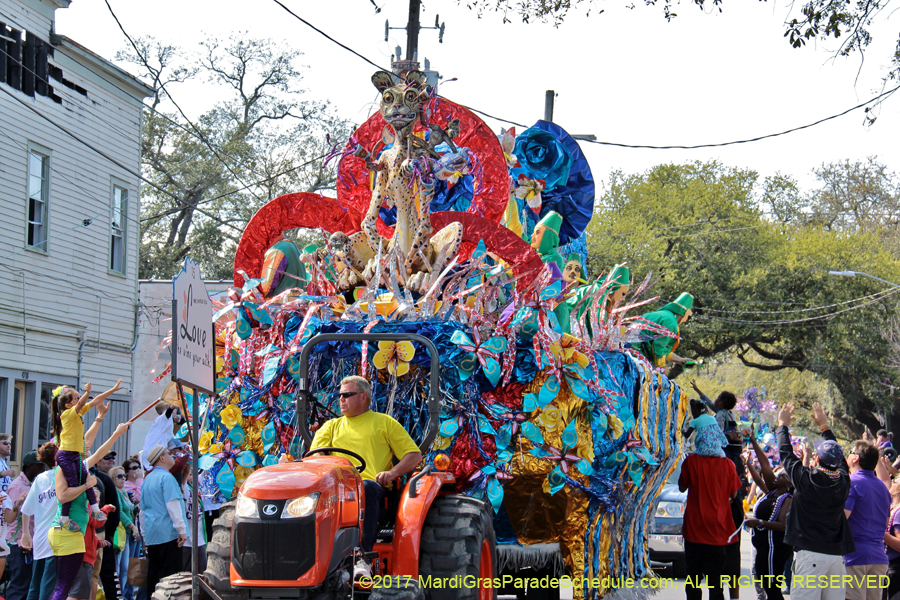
511, 128, 573, 192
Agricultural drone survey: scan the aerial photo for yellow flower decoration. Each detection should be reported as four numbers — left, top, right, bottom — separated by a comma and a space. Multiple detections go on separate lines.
538, 406, 562, 432
234, 465, 254, 488
207, 443, 223, 455
372, 340, 415, 377
608, 413, 624, 439
549, 334, 590, 369
198, 431, 214, 454
220, 405, 243, 429
432, 435, 452, 451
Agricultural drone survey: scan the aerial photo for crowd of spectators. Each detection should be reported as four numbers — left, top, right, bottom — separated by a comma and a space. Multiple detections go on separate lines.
0, 390, 208, 599
679, 381, 900, 600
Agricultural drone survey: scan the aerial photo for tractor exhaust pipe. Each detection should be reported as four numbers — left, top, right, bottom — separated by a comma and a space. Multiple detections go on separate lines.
294, 333, 442, 453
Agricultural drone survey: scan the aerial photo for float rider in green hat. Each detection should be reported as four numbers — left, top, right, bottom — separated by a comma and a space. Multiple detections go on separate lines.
553, 253, 587, 334
259, 232, 308, 299
638, 292, 693, 368
564, 263, 631, 337
530, 211, 566, 271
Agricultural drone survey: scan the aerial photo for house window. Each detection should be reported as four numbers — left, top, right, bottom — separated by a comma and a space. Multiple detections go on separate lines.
110, 184, 127, 274
27, 148, 50, 251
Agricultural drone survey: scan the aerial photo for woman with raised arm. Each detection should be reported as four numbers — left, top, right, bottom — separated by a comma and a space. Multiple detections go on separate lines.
745, 430, 794, 600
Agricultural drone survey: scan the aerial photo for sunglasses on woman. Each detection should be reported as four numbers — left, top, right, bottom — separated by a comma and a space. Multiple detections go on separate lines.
115, 474, 126, 479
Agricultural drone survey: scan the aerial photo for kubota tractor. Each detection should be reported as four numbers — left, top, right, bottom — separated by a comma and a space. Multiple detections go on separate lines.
153, 333, 497, 600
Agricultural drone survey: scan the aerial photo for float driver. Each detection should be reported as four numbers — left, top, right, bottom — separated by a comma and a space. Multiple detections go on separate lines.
310, 375, 422, 580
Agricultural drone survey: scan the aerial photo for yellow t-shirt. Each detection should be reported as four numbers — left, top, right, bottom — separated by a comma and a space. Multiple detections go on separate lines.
58, 404, 90, 453
311, 411, 419, 486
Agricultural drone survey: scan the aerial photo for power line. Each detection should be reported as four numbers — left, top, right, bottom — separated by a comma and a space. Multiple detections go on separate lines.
102, 0, 265, 206
0, 128, 145, 263
0, 84, 244, 235
268, 0, 387, 72
266, 1, 900, 151
0, 41, 262, 231
139, 149, 334, 223
700, 287, 900, 316
698, 289, 900, 325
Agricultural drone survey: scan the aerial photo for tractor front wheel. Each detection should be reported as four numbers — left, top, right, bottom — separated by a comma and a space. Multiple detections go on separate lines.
418, 495, 497, 600
151, 573, 194, 600
203, 500, 248, 600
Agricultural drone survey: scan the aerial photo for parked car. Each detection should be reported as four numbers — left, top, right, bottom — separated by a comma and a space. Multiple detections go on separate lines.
649, 458, 687, 578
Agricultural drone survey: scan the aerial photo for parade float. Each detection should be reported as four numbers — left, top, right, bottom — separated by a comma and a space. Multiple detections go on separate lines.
178, 68, 687, 599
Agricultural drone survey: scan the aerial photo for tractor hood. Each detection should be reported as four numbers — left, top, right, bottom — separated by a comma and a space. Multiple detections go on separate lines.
239, 457, 360, 501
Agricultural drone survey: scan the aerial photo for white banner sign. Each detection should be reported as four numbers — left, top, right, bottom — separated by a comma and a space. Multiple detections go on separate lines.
172, 257, 214, 395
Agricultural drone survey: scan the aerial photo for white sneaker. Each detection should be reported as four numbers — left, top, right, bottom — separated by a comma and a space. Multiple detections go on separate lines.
353, 559, 372, 580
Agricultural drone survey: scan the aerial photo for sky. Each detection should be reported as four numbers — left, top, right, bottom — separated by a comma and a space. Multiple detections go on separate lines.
54, 0, 900, 195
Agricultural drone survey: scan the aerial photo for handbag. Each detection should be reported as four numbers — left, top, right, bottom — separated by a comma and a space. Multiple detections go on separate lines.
114, 522, 127, 552
127, 552, 148, 587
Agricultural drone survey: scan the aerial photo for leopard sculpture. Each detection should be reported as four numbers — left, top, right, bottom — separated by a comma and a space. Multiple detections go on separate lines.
340, 70, 464, 294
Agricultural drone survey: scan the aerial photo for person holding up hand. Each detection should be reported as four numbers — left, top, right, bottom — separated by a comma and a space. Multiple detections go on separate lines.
50, 379, 124, 532
775, 402, 853, 600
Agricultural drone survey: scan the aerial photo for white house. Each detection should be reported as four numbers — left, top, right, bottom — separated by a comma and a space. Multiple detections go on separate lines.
0, 0, 152, 466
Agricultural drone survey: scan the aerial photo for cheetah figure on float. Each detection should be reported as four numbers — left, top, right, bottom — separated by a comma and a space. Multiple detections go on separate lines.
341, 70, 464, 294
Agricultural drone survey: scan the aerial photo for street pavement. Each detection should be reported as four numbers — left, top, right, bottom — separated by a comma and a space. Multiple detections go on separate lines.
639, 533, 754, 600
501, 533, 755, 599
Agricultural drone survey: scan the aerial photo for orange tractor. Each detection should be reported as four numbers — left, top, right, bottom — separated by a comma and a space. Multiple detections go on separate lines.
153, 333, 498, 600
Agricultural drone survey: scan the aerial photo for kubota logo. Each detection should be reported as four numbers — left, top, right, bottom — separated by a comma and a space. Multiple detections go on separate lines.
262, 504, 278, 516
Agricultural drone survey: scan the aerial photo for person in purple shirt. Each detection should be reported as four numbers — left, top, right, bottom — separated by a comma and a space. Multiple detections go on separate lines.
877, 430, 893, 449
845, 440, 892, 600
885, 475, 900, 600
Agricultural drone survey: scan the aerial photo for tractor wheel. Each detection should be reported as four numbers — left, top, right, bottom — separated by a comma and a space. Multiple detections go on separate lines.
151, 573, 193, 600
418, 495, 497, 600
203, 500, 248, 600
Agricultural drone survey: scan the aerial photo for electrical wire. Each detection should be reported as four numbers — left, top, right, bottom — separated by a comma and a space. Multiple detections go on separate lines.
697, 288, 900, 325
103, 0, 266, 206
0, 128, 150, 264
0, 84, 244, 236
0, 42, 259, 231
700, 287, 899, 315
265, 0, 900, 150
140, 149, 335, 223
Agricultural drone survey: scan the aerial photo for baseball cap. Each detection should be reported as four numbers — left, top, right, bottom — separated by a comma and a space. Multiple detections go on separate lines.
815, 439, 845, 468
22, 451, 41, 467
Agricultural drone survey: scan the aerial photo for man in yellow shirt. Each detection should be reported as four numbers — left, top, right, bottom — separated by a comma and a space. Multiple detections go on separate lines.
310, 375, 421, 579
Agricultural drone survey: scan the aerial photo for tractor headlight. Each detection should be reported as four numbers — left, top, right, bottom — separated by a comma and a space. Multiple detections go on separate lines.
283, 493, 319, 519
236, 493, 258, 518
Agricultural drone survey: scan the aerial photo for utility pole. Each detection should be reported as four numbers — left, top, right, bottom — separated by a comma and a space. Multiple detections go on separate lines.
406, 0, 421, 61
544, 90, 555, 122
385, 0, 446, 88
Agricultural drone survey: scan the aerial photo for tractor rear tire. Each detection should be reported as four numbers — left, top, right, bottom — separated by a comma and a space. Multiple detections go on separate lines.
418, 495, 497, 600
151, 573, 193, 600
203, 500, 248, 600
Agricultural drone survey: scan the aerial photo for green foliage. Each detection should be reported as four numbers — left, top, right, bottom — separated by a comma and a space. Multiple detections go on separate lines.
587, 160, 900, 433
121, 35, 353, 280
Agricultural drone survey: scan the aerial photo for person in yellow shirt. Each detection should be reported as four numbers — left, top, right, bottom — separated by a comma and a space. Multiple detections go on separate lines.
50, 378, 124, 532
310, 375, 421, 579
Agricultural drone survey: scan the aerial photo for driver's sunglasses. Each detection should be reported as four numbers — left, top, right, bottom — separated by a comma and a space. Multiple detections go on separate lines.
338, 392, 360, 399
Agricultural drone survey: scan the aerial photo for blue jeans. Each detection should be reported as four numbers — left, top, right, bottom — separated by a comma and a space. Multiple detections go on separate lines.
26, 556, 57, 600
7, 544, 33, 600
121, 531, 144, 600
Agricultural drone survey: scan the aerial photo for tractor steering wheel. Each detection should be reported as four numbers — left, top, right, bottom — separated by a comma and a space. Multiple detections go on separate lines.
304, 447, 367, 474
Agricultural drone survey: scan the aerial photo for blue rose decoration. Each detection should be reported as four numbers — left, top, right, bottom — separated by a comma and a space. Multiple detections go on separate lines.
511, 128, 573, 191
